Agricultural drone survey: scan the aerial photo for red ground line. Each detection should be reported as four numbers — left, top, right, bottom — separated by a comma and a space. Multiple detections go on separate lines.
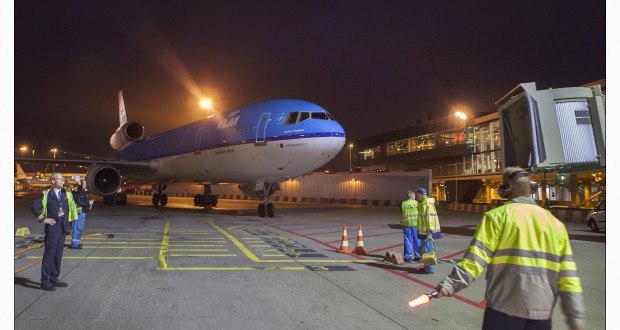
375, 266, 486, 310
442, 248, 467, 260
367, 243, 403, 254
267, 223, 485, 311
305, 225, 388, 237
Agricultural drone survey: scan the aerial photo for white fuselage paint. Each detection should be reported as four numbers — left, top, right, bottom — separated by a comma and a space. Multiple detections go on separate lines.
126, 136, 345, 185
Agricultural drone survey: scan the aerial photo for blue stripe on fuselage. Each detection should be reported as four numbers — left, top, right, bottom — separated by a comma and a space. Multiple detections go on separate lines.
114, 99, 346, 161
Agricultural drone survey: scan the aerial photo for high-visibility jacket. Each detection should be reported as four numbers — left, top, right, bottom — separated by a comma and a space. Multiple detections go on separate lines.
417, 197, 440, 238
401, 199, 419, 227
37, 188, 78, 222
438, 197, 584, 328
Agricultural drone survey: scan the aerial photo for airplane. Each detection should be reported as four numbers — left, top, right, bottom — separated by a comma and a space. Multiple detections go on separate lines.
16, 91, 346, 217
14, 163, 87, 190
14, 163, 52, 190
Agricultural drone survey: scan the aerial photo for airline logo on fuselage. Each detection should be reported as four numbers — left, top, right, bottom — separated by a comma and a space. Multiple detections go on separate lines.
217, 115, 240, 130
275, 112, 286, 124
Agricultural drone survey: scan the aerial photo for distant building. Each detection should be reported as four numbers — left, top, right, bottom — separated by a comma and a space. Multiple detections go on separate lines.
350, 80, 606, 208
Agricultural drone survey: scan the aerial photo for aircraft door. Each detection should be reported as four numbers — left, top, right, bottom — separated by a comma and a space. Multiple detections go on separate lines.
256, 113, 271, 145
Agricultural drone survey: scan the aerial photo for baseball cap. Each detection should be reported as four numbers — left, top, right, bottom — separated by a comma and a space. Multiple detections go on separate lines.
415, 188, 427, 195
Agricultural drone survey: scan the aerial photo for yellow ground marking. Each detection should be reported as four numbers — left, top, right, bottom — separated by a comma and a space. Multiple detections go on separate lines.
208, 221, 295, 263
168, 244, 225, 247
168, 249, 230, 252
226, 225, 244, 230
160, 266, 306, 271
157, 217, 171, 270
26, 256, 153, 260
169, 254, 238, 257
208, 221, 262, 262
65, 246, 160, 249
262, 254, 287, 257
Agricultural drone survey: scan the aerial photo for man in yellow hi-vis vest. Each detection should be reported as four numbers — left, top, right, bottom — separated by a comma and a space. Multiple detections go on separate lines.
31, 172, 78, 291
401, 190, 421, 262
433, 167, 584, 330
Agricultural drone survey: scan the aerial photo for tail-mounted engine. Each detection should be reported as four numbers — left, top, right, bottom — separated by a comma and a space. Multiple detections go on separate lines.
86, 164, 123, 196
109, 121, 145, 150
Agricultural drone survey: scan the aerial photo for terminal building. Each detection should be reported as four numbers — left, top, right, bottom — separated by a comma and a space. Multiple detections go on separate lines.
349, 80, 606, 210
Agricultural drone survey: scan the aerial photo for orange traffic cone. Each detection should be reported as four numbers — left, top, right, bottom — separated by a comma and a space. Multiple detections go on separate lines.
353, 225, 368, 255
337, 225, 352, 253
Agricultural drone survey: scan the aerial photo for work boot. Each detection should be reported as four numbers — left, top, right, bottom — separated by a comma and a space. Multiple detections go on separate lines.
40, 282, 56, 291
51, 280, 68, 287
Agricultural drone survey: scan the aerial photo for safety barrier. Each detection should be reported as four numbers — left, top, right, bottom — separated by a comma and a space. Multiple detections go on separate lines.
441, 202, 590, 222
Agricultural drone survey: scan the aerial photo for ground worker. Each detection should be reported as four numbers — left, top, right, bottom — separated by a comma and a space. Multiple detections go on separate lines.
433, 167, 584, 330
70, 174, 90, 249
31, 172, 78, 291
415, 187, 441, 274
401, 190, 421, 262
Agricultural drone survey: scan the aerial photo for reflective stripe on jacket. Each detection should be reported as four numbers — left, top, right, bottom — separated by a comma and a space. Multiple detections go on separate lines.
438, 197, 584, 328
417, 197, 440, 234
401, 199, 419, 226
37, 188, 78, 222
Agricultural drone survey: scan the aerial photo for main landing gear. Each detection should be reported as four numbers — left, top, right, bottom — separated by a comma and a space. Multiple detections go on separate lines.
194, 184, 218, 208
152, 184, 168, 206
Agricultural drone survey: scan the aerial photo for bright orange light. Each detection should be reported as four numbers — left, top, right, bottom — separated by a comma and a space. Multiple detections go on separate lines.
200, 98, 213, 110
408, 294, 430, 308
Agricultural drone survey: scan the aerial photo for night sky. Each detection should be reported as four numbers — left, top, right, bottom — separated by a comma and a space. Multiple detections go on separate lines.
13, 1, 607, 171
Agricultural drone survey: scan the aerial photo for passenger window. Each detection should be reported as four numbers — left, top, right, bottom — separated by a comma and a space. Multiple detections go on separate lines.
285, 112, 299, 125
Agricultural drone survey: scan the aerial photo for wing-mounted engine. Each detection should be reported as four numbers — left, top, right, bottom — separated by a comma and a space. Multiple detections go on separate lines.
86, 164, 123, 196
109, 121, 145, 150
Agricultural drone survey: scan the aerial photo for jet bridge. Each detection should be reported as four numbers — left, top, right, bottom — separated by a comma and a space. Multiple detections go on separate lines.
495, 82, 605, 174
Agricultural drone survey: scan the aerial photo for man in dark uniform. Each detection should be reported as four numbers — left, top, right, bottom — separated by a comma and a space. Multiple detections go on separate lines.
31, 172, 77, 291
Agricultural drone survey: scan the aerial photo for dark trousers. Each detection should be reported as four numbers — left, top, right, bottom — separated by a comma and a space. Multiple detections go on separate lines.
41, 226, 66, 284
482, 308, 551, 330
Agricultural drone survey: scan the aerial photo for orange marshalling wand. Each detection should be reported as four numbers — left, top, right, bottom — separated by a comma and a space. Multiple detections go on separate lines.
408, 291, 439, 308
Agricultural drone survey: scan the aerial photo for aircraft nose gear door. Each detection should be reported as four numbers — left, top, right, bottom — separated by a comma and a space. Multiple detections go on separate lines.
255, 113, 271, 145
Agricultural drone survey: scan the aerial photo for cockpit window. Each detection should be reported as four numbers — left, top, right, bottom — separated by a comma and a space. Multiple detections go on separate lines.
285, 112, 299, 125
285, 111, 335, 125
311, 112, 329, 120
299, 112, 310, 122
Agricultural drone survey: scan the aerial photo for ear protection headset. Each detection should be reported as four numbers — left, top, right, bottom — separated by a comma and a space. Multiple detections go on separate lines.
498, 170, 538, 198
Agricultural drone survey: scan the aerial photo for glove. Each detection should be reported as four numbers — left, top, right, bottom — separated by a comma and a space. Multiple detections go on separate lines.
426, 230, 432, 240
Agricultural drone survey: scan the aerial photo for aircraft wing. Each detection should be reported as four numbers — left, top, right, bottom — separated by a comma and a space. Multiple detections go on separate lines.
14, 157, 158, 172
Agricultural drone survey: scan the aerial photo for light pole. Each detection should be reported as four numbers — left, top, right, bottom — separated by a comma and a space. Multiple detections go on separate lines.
50, 148, 57, 172
32, 149, 36, 172
349, 143, 354, 172
20, 146, 27, 158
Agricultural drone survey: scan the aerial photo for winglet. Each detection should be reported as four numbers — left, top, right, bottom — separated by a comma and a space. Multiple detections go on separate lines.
118, 90, 128, 126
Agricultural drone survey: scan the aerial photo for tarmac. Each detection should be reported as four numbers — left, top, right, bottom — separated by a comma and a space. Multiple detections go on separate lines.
13, 192, 606, 329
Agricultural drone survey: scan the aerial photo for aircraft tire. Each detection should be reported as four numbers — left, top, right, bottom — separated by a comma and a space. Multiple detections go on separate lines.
209, 195, 218, 207
266, 203, 274, 217
258, 204, 266, 217
115, 193, 128, 205
160, 194, 168, 206
152, 193, 160, 206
